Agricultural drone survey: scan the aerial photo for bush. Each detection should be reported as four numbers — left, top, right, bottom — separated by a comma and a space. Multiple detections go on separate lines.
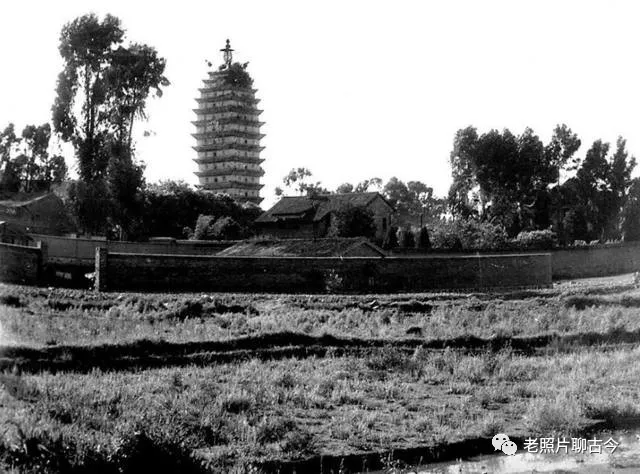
328, 204, 376, 239
192, 216, 241, 240
513, 229, 557, 250
210, 217, 241, 240
382, 226, 398, 250
417, 226, 431, 250
430, 219, 507, 251
193, 215, 215, 240
139, 181, 261, 239
399, 227, 415, 249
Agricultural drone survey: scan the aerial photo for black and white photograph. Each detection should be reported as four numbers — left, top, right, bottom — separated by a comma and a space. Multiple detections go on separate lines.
2, 1, 640, 472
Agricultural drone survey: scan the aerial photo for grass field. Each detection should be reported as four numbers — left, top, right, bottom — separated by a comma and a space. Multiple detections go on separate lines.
1, 276, 640, 473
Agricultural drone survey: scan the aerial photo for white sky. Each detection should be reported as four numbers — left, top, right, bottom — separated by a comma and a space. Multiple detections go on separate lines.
2, 0, 640, 208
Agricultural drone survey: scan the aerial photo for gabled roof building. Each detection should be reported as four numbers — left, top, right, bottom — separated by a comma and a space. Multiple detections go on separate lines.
256, 192, 394, 242
192, 40, 265, 204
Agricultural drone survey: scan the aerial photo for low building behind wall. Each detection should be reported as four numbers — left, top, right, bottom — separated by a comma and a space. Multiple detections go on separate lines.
95, 251, 551, 293
31, 233, 236, 269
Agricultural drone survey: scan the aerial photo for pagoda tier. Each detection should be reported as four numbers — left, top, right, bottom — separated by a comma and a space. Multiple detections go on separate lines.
193, 105, 263, 115
192, 40, 265, 204
191, 130, 265, 140
192, 118, 265, 128
195, 167, 265, 178
193, 156, 264, 165
199, 181, 264, 191
195, 93, 260, 103
192, 143, 265, 153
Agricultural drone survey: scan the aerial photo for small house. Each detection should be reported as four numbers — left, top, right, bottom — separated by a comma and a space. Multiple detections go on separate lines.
255, 192, 394, 241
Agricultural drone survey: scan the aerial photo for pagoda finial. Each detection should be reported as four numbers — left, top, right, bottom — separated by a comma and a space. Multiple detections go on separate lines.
220, 39, 234, 67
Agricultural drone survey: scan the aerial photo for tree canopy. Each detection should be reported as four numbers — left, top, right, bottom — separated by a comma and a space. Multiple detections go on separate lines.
52, 13, 169, 236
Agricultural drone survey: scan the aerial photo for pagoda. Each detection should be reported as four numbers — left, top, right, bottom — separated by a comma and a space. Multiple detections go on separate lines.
192, 40, 265, 204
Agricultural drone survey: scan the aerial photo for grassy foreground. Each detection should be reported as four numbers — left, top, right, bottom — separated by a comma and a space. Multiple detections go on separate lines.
1, 278, 640, 473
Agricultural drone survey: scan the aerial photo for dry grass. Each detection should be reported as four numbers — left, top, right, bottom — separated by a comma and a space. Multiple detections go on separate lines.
2, 280, 640, 472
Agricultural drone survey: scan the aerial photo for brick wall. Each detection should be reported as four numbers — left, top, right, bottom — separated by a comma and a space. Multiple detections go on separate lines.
31, 234, 235, 268
395, 243, 640, 280
552, 244, 640, 279
95, 252, 551, 293
0, 242, 42, 284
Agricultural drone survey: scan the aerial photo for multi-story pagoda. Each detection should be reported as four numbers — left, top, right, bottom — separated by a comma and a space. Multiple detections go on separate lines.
192, 40, 265, 204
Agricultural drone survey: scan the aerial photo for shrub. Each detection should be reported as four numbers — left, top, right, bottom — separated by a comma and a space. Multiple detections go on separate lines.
210, 217, 241, 240
193, 215, 215, 240
513, 229, 557, 250
416, 226, 431, 250
193, 216, 241, 240
382, 226, 398, 250
324, 269, 346, 293
398, 227, 415, 248
328, 204, 376, 239
430, 219, 507, 251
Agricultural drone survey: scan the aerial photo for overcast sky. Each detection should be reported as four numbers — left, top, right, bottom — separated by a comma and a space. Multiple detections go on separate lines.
2, 0, 640, 208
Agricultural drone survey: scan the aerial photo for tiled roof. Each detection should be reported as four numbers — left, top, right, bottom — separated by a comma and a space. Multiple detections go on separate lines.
217, 237, 386, 257
256, 192, 392, 224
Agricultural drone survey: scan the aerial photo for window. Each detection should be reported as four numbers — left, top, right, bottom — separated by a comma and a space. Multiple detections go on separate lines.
382, 218, 387, 232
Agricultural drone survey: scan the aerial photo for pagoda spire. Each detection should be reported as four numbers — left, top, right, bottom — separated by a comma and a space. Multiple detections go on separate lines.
220, 39, 234, 67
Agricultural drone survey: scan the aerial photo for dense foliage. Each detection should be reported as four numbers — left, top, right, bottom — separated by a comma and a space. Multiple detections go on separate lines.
328, 204, 376, 239
447, 125, 636, 243
0, 123, 67, 194
139, 181, 261, 240
224, 62, 253, 88
52, 13, 169, 236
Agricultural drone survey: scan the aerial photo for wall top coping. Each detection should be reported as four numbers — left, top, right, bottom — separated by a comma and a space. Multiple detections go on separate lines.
105, 252, 550, 260
0, 241, 41, 251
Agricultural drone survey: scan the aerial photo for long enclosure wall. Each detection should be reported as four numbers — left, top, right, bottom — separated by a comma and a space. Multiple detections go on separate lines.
552, 244, 640, 279
0, 242, 42, 285
95, 250, 551, 293
31, 234, 235, 269
394, 242, 640, 280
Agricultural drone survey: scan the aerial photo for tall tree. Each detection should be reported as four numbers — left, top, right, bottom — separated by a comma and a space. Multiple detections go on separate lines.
52, 13, 125, 183
447, 124, 581, 235
622, 178, 640, 241
275, 168, 327, 196
52, 14, 167, 236
383, 177, 445, 226
0, 124, 20, 192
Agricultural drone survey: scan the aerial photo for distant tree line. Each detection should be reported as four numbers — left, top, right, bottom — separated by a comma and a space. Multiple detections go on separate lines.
448, 125, 639, 244
0, 123, 67, 194
280, 122, 640, 248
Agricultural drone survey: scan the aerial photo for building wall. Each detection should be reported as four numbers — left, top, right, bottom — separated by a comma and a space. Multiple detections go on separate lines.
257, 223, 318, 240
31, 234, 235, 268
96, 252, 551, 293
0, 242, 42, 284
366, 196, 394, 241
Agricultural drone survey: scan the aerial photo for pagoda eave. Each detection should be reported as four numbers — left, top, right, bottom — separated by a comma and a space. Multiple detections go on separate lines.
200, 182, 264, 191
193, 107, 263, 116
191, 118, 265, 128
195, 169, 265, 178
192, 144, 265, 153
193, 156, 265, 165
